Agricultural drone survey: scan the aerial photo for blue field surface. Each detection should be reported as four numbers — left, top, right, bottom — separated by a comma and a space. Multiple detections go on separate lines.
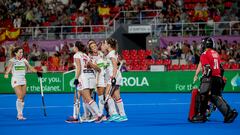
0, 93, 239, 135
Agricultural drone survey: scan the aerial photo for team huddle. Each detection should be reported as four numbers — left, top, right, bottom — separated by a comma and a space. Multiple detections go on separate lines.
66, 38, 127, 123
4, 38, 127, 123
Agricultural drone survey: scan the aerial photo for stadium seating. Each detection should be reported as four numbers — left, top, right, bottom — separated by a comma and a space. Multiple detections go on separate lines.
231, 63, 239, 69
222, 63, 231, 70
181, 64, 189, 70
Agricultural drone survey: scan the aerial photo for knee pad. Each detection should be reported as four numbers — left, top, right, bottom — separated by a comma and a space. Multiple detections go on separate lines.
199, 94, 209, 115
211, 95, 231, 116
200, 77, 211, 94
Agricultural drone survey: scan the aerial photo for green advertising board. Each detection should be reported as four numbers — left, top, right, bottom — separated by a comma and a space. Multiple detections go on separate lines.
120, 71, 240, 92
0, 70, 239, 94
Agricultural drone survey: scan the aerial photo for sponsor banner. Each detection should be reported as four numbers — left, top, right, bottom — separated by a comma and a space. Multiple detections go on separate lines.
0, 71, 239, 94
120, 71, 240, 92
128, 25, 152, 33
0, 73, 64, 94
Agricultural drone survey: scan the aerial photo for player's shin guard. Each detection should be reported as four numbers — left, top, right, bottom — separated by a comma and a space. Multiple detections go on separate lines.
16, 99, 24, 116
116, 98, 126, 116
73, 100, 80, 119
211, 95, 238, 123
211, 95, 231, 116
107, 98, 118, 115
98, 95, 104, 115
88, 100, 101, 116
83, 102, 90, 117
200, 95, 209, 116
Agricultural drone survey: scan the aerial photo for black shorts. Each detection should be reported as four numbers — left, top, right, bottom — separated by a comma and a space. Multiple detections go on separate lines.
210, 76, 223, 96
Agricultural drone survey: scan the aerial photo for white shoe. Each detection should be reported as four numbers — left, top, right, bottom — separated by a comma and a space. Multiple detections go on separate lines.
17, 114, 26, 121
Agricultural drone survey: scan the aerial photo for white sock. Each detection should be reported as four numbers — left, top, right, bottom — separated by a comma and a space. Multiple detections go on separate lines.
83, 102, 90, 117
116, 98, 126, 116
89, 100, 101, 117
98, 95, 104, 115
73, 99, 80, 119
16, 99, 24, 116
86, 102, 96, 117
107, 98, 118, 115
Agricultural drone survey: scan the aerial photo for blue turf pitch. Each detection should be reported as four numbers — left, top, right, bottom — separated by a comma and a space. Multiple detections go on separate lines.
0, 93, 239, 135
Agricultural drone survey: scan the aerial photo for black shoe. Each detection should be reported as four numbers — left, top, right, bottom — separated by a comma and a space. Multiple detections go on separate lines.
95, 115, 107, 123
65, 116, 79, 123
190, 114, 207, 123
224, 109, 238, 123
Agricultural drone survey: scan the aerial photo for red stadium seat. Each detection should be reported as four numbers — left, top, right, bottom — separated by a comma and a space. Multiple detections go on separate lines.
141, 59, 148, 65
130, 54, 138, 60
125, 60, 132, 65
137, 49, 145, 55
147, 59, 155, 65
123, 53, 130, 60
131, 60, 139, 65
145, 50, 152, 56
131, 64, 141, 70
172, 64, 181, 70
181, 64, 189, 70
155, 59, 164, 65
70, 22, 77, 26
130, 50, 137, 56
231, 63, 239, 69
77, 27, 83, 32
141, 64, 149, 71
138, 53, 145, 60
71, 27, 77, 33
223, 63, 231, 69
189, 64, 197, 70
122, 50, 129, 56
163, 59, 171, 66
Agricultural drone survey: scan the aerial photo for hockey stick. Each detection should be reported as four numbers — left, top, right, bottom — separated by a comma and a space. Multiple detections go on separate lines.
103, 61, 123, 104
39, 77, 47, 116
74, 85, 82, 123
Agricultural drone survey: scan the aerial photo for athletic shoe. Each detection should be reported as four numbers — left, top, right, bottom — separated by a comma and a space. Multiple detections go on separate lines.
88, 116, 97, 122
107, 114, 120, 122
81, 115, 97, 123
65, 116, 80, 123
81, 115, 90, 122
224, 109, 238, 123
191, 114, 207, 123
17, 114, 26, 121
95, 115, 107, 123
115, 115, 128, 122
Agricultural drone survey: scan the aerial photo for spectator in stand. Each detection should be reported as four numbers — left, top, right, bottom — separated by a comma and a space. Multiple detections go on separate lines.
29, 44, 40, 61
182, 44, 193, 64
39, 49, 48, 62
52, 52, 60, 69
22, 41, 30, 59
160, 47, 170, 59
219, 49, 229, 63
0, 45, 6, 62
13, 15, 22, 28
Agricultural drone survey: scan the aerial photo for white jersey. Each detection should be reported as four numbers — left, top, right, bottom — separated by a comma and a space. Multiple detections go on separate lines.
73, 52, 94, 74
89, 51, 107, 71
73, 52, 96, 90
105, 50, 122, 85
89, 51, 107, 87
9, 57, 28, 88
10, 58, 28, 78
